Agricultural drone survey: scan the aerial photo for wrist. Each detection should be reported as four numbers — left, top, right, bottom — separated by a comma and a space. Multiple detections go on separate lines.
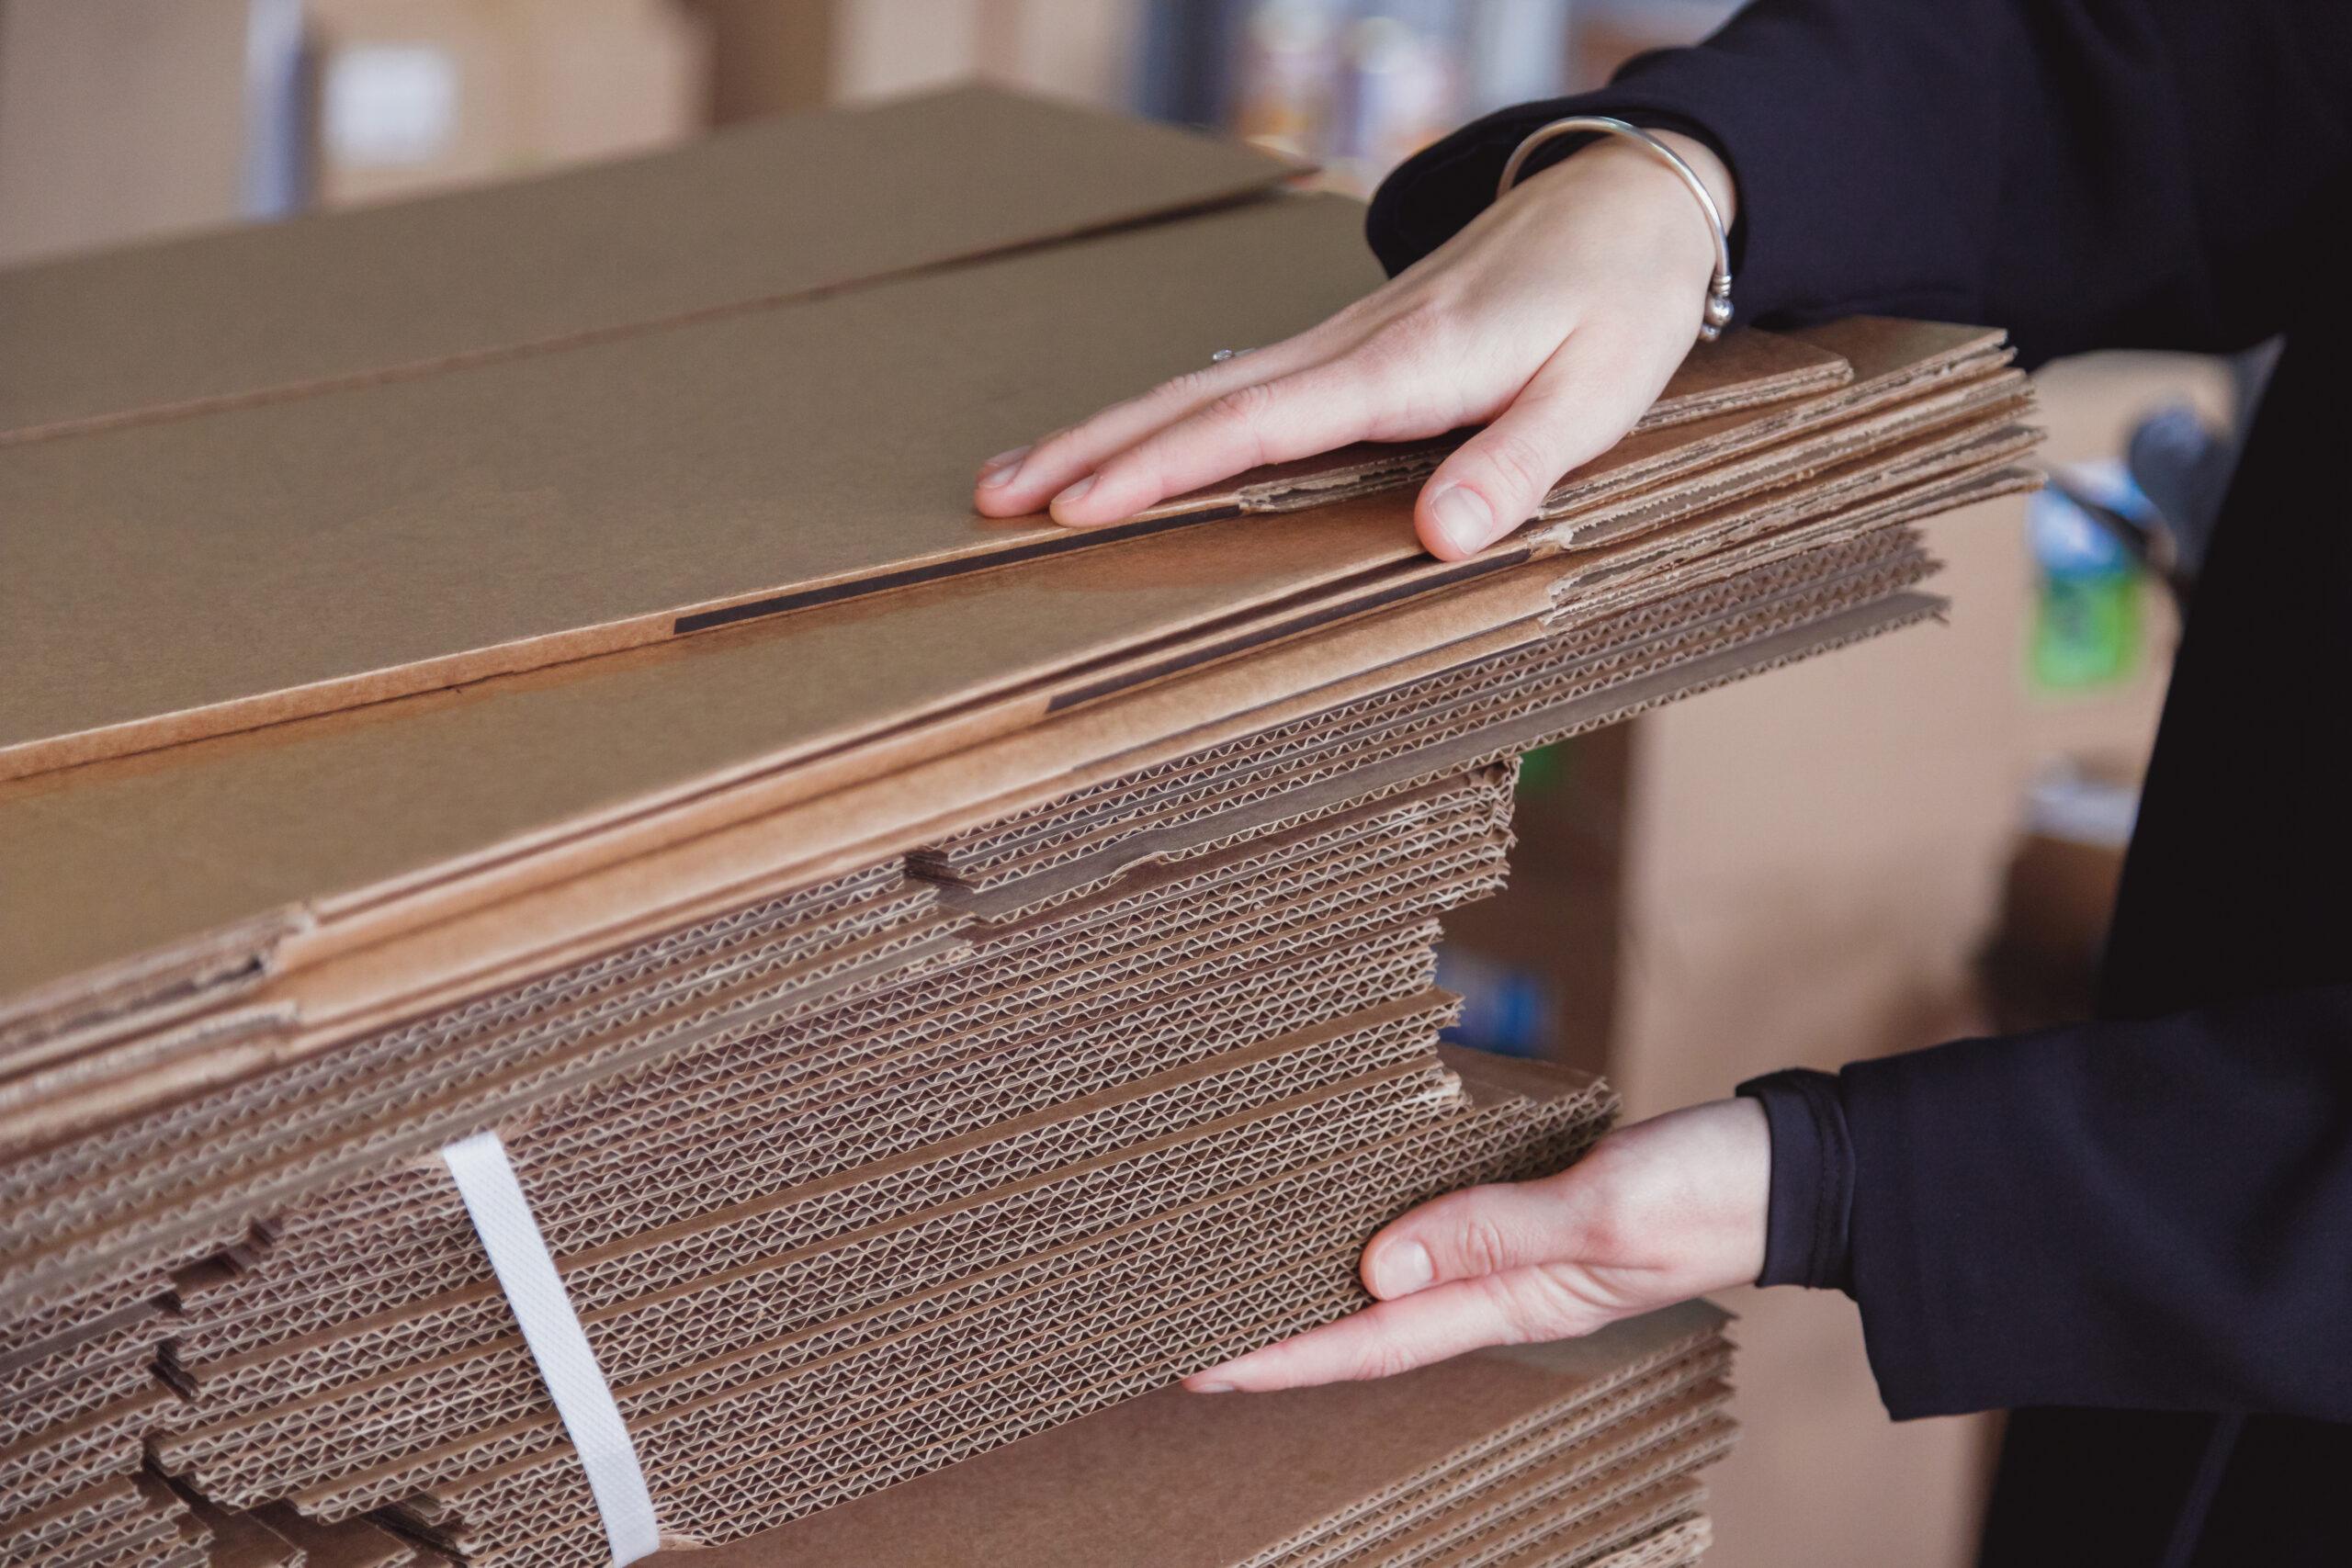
1643, 129, 1736, 231
1510, 127, 1735, 303
1587, 1098, 1770, 1294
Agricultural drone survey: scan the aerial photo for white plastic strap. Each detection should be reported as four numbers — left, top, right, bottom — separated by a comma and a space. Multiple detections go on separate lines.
440, 1130, 662, 1565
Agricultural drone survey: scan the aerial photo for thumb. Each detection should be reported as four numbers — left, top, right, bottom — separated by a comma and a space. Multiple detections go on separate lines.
1361, 1169, 1602, 1301
1414, 328, 1663, 561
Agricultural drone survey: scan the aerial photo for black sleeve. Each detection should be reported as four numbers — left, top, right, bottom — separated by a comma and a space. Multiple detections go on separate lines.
1363, 0, 2350, 366
1741, 987, 2352, 1423
1736, 1067, 1853, 1293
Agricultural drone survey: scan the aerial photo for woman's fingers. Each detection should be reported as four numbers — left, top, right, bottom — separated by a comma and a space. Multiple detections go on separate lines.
1414, 323, 1678, 559
1357, 1173, 1600, 1301
1183, 1265, 1616, 1393
1046, 354, 1414, 527
972, 322, 1349, 518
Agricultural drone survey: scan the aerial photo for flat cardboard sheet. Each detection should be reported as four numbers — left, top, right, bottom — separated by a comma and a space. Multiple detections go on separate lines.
0, 203, 1847, 783
0, 193, 1378, 780
0, 85, 1295, 446
0, 321, 2007, 1024
0, 525, 1976, 1157
662, 1305, 1727, 1568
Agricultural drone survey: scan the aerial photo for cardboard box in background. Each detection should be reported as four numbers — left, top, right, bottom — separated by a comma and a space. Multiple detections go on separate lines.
308, 0, 709, 207
0, 0, 254, 265
687, 0, 1142, 122
0, 0, 711, 258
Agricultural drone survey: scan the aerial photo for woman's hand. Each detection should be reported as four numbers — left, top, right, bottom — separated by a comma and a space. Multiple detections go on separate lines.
972, 132, 1736, 561
1184, 1097, 1770, 1392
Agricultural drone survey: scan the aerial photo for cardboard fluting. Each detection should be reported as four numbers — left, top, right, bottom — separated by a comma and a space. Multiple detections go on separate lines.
656, 1311, 1735, 1568
3, 85, 2036, 1568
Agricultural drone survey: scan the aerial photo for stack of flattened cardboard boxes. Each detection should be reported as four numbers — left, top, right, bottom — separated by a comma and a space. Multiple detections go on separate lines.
690, 1301, 1736, 1568
0, 90, 2036, 1568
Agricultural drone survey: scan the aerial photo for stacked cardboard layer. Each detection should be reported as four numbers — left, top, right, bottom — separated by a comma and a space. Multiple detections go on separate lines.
681, 1303, 1736, 1568
6, 758, 1623, 1565
2, 85, 2036, 1568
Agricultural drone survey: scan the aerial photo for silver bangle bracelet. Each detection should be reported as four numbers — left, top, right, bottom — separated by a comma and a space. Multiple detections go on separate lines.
1497, 115, 1736, 343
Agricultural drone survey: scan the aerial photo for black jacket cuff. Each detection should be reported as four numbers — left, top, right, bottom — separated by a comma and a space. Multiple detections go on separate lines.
1736, 1066, 1856, 1292
1363, 93, 1744, 283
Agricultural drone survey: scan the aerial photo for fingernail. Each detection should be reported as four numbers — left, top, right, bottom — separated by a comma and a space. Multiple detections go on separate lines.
1052, 474, 1097, 509
978, 446, 1030, 488
1188, 1380, 1237, 1393
1428, 486, 1492, 555
1370, 1239, 1435, 1298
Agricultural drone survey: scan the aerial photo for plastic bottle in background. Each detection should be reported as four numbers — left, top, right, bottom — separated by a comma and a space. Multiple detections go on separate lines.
1228, 0, 1344, 166
1329, 3, 1460, 194
2029, 459, 2153, 692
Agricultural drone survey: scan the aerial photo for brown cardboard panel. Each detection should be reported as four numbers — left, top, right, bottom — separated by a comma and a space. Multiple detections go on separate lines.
174, 1029, 1599, 1541
183, 1023, 1496, 1447
204, 894, 1441, 1301
1345, 1406, 1735, 1568
248, 1505, 427, 1568
926, 531, 1938, 888
16, 1472, 193, 1568
10, 932, 1465, 1325
1542, 378, 2030, 554
170, 1485, 300, 1568
0, 354, 1998, 1038
0, 1329, 164, 1449
0, 540, 1928, 1166
9, 380, 2013, 1170
0, 85, 1295, 446
42, 896, 1460, 1349
6, 876, 945, 1253
1, 914, 954, 1323
926, 533, 1930, 897
0, 545, 1909, 1194
170, 1043, 1618, 1561
28, 812, 1476, 1282
1, 863, 924, 1231
167, 1037, 1502, 1499
420, 1245, 1480, 1560
1128, 325, 1851, 523
161, 989, 1459, 1392
156, 883, 1428, 1297
167, 920, 1455, 1412
1272, 1378, 1730, 1568
0, 1475, 142, 1562
1579, 1518, 1713, 1568
940, 531, 1940, 908
239, 1073, 1522, 1517
0, 491, 1428, 1017
0, 215, 1862, 784
0, 194, 1393, 783
1421, 1476, 1707, 1568
0, 1388, 171, 1528
175, 1029, 1597, 1517
1527, 320, 2007, 534
1130, 322, 1973, 539
0, 321, 2002, 1037
647, 1308, 1726, 1568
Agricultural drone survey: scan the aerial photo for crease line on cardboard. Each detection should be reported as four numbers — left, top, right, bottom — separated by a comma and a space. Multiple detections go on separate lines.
0, 189, 1291, 453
